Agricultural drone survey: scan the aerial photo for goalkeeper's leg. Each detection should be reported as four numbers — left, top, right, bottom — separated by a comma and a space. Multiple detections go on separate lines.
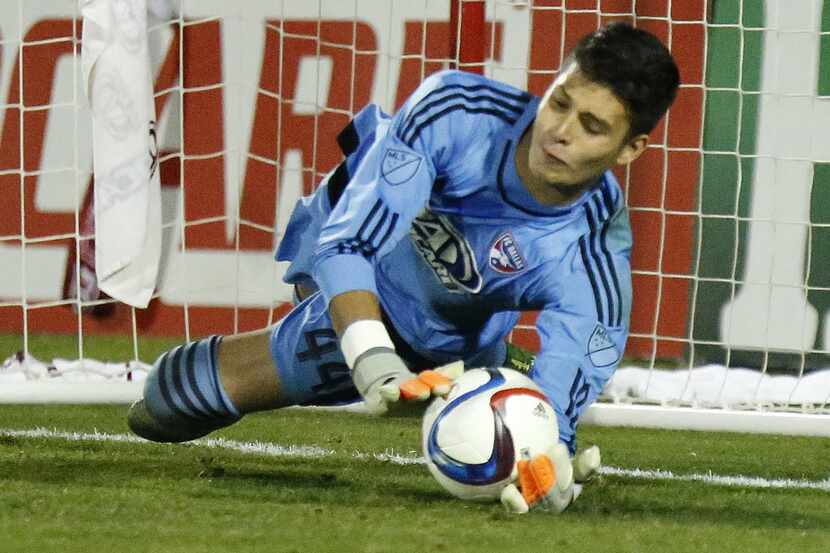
127, 327, 283, 443
128, 290, 362, 442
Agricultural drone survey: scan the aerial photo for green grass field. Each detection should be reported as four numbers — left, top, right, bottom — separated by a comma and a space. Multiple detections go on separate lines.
1, 403, 829, 553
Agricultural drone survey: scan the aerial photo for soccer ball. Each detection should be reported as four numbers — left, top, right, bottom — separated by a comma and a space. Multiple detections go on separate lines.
421, 367, 559, 501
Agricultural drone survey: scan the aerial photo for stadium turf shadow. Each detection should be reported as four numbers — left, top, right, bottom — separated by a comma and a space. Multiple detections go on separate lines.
207, 468, 352, 491
578, 478, 830, 531
388, 486, 461, 504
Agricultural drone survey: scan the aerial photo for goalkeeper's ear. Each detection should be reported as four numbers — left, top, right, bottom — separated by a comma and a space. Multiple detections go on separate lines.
615, 132, 649, 166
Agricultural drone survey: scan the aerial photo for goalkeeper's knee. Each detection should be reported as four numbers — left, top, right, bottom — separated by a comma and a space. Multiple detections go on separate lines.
128, 336, 241, 443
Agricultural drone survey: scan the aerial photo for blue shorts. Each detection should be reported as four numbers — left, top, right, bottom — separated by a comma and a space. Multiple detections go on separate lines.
269, 290, 508, 406
269, 291, 359, 406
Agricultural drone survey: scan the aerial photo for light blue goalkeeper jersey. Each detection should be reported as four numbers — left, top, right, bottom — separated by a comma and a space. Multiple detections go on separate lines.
276, 70, 632, 450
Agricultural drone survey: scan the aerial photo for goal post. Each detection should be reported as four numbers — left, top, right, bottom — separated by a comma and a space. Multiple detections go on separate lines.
0, 1, 828, 436
449, 0, 486, 74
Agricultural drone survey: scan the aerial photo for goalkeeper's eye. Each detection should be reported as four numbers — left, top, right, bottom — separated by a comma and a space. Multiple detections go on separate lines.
580, 113, 609, 136
551, 97, 569, 111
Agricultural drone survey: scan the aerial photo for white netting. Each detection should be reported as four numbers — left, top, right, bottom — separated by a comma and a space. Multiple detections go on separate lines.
1, 0, 828, 432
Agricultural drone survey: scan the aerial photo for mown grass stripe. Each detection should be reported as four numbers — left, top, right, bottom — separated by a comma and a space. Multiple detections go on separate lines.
600, 466, 830, 492
2, 427, 829, 492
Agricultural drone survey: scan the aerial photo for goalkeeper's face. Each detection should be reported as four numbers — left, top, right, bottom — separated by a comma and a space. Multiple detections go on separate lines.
525, 63, 648, 198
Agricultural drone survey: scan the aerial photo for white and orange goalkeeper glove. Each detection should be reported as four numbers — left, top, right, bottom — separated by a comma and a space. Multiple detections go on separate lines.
500, 444, 601, 514
573, 445, 602, 483
352, 349, 462, 414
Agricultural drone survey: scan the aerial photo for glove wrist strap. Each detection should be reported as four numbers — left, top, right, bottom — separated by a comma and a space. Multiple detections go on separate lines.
340, 319, 395, 369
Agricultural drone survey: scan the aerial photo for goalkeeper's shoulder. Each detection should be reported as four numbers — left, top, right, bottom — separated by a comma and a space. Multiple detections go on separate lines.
394, 69, 535, 152
406, 69, 534, 111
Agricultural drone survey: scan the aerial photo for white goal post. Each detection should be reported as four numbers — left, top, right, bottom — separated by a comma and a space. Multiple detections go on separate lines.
0, 0, 828, 437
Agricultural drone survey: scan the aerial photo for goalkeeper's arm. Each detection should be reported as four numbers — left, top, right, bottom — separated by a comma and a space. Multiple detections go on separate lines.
331, 290, 457, 414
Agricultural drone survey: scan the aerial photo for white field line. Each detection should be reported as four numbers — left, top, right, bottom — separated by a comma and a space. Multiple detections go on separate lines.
2, 427, 829, 492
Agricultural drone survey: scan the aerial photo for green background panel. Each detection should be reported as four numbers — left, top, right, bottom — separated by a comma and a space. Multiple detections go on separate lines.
807, 164, 830, 355
739, 30, 764, 94
706, 27, 741, 89
702, 90, 740, 152
821, 3, 830, 95
713, 0, 740, 25
693, 0, 830, 368
701, 154, 739, 214
697, 216, 737, 279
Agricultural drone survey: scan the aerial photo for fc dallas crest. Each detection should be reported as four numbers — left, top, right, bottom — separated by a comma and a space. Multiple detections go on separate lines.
489, 232, 526, 274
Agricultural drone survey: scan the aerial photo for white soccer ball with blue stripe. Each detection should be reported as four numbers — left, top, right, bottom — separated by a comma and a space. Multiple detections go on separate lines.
421, 367, 559, 501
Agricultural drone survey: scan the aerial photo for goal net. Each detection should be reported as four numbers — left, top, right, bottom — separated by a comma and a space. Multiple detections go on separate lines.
1, 0, 828, 435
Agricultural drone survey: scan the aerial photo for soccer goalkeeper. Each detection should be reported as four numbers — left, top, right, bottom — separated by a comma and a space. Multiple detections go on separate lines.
128, 22, 679, 514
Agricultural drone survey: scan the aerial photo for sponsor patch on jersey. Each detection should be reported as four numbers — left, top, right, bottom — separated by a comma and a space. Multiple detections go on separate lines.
488, 232, 526, 274
587, 324, 620, 367
410, 209, 482, 293
381, 148, 422, 185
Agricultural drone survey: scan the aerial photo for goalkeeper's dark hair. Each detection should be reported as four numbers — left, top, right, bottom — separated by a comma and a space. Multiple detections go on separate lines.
567, 22, 680, 137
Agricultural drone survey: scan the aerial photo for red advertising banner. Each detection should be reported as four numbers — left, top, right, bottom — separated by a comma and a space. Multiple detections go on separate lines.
0, 1, 705, 361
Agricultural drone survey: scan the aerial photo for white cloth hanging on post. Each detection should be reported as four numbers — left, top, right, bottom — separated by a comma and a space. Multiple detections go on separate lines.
80, 0, 161, 308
